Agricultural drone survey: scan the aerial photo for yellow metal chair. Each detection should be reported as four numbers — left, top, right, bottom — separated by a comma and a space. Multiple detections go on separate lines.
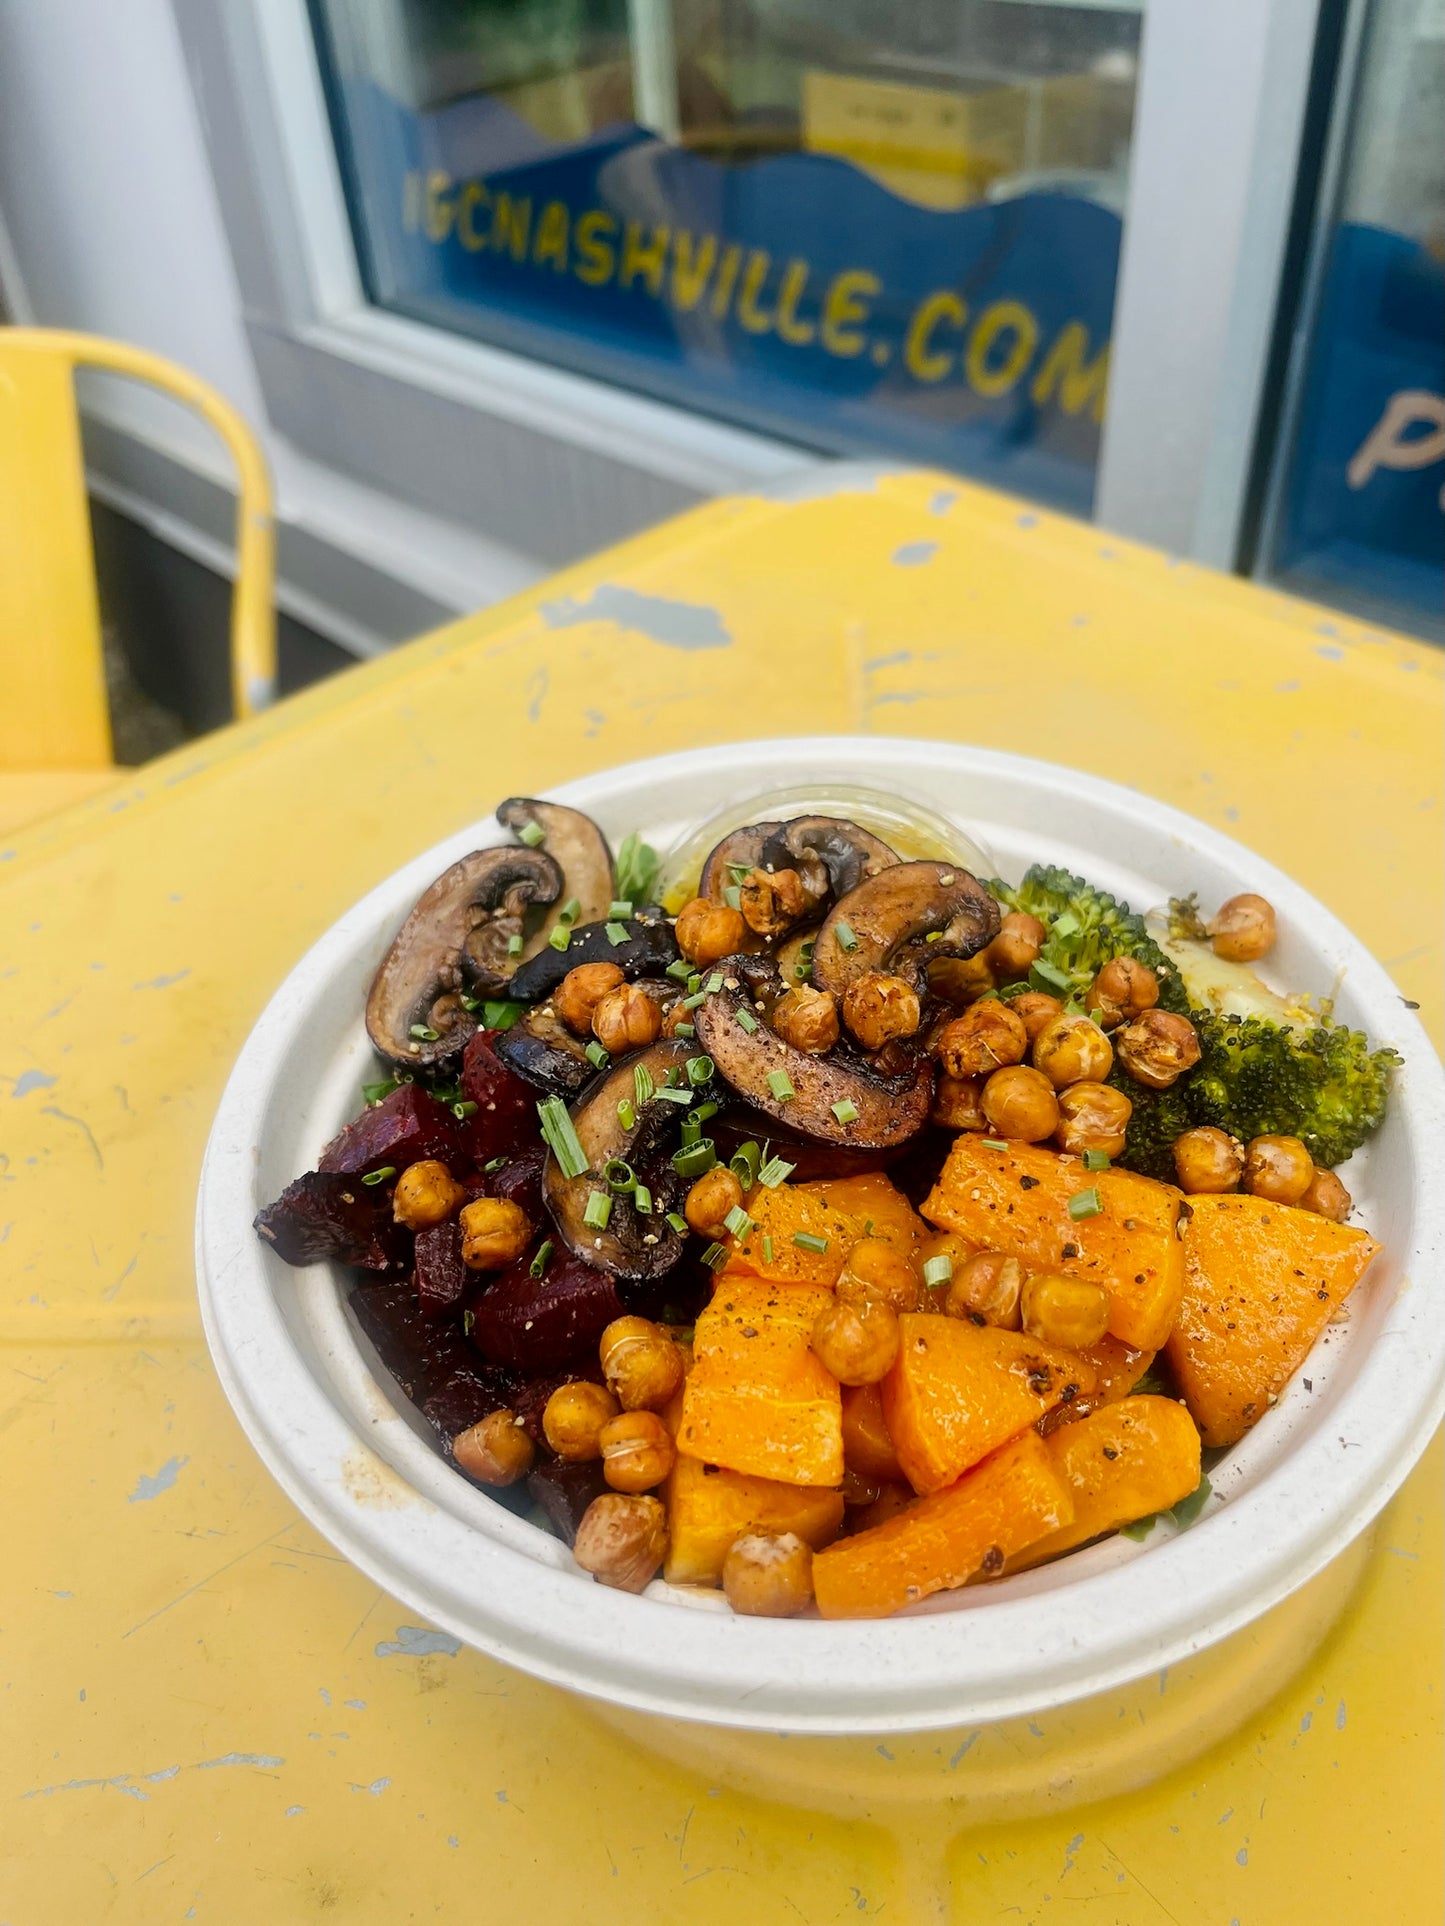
0, 327, 276, 830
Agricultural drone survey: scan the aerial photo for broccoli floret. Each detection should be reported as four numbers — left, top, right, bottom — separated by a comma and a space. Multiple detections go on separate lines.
990, 865, 1189, 1015
1186, 1011, 1400, 1169
1109, 1070, 1194, 1181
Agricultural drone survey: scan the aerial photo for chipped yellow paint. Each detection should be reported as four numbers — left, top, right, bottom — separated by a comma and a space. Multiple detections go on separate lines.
2, 468, 1440, 1921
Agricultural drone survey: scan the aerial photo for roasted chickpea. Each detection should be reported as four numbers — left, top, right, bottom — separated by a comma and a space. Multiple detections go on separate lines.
1021, 1273, 1111, 1350
1085, 956, 1160, 1030
1115, 1009, 1202, 1090
1209, 892, 1277, 963
599, 1410, 676, 1492
835, 1237, 924, 1313
1243, 1134, 1314, 1205
592, 982, 663, 1054
917, 1229, 975, 1299
981, 1065, 1060, 1143
840, 1382, 904, 1484
1299, 1166, 1352, 1222
683, 1165, 745, 1240
1055, 1081, 1133, 1159
985, 911, 1046, 982
1012, 991, 1065, 1044
542, 1380, 621, 1461
811, 1295, 900, 1385
928, 953, 996, 1006
674, 895, 746, 967
573, 1492, 668, 1593
458, 1195, 532, 1270
452, 1409, 535, 1486
1033, 1013, 1114, 1089
946, 1250, 1026, 1329
722, 1531, 815, 1617
392, 1158, 467, 1230
738, 866, 808, 937
1172, 1125, 1244, 1194
599, 1314, 686, 1411
932, 1072, 987, 1131
554, 960, 625, 1036
842, 971, 921, 1051
772, 984, 840, 1055
933, 1002, 1029, 1079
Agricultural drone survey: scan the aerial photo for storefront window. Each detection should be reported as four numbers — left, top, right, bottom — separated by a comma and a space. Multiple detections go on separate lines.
311, 0, 1142, 515
1262, 0, 1444, 634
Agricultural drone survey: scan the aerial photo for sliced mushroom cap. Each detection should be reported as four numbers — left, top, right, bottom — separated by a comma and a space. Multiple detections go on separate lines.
496, 798, 614, 929
810, 861, 1000, 998
543, 1040, 696, 1280
366, 847, 563, 1068
694, 960, 935, 1149
506, 909, 678, 1004
758, 816, 900, 907
497, 976, 682, 1095
698, 821, 783, 899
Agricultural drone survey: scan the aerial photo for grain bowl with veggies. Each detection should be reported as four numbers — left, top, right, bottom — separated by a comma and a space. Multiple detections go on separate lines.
200, 740, 1444, 1732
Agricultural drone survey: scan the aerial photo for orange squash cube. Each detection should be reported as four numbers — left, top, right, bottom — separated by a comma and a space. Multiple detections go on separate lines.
677, 1279, 842, 1485
721, 1172, 927, 1288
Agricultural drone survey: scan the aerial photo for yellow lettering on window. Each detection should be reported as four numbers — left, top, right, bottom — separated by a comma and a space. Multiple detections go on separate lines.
424, 171, 455, 245
904, 291, 966, 383
574, 210, 617, 287
736, 251, 775, 334
456, 181, 490, 252
1030, 322, 1109, 423
774, 260, 815, 346
533, 200, 570, 272
821, 270, 880, 358
490, 193, 532, 262
671, 230, 717, 312
620, 222, 670, 296
965, 300, 1039, 399
710, 244, 743, 319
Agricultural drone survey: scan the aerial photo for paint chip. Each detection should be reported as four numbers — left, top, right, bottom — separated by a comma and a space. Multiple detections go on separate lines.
127, 1456, 188, 1503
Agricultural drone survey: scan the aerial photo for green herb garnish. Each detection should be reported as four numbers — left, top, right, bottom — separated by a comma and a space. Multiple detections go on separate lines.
793, 1231, 829, 1254
614, 831, 660, 905
583, 1190, 612, 1230
360, 1166, 396, 1186
766, 1069, 795, 1103
1067, 1188, 1103, 1220
537, 1095, 588, 1178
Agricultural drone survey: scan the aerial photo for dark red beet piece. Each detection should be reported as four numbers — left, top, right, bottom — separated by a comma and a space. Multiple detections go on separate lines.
423, 1364, 523, 1445
351, 1277, 513, 1425
475, 1143, 546, 1222
414, 1221, 468, 1320
317, 1082, 462, 1177
469, 1249, 625, 1372
458, 1030, 539, 1167
255, 1173, 409, 1271
526, 1459, 610, 1546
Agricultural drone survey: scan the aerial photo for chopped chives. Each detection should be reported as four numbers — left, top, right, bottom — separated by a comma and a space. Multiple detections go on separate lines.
1083, 1149, 1111, 1171
458, 994, 481, 1013
655, 1086, 694, 1105
483, 1155, 509, 1173
605, 922, 631, 947
537, 1095, 588, 1179
507, 933, 524, 956
736, 1008, 760, 1034
680, 1117, 702, 1147
729, 1141, 762, 1189
666, 959, 694, 983
723, 1205, 753, 1238
1068, 1187, 1104, 1220
516, 820, 546, 848
673, 1021, 696, 1039
793, 1231, 829, 1254
723, 885, 743, 911
558, 896, 581, 925
982, 1138, 1009, 1151
360, 1165, 396, 1186
757, 1154, 796, 1188
634, 1062, 655, 1107
604, 1158, 636, 1192
705, 973, 725, 994
726, 863, 750, 883
831, 1098, 859, 1125
687, 974, 703, 995
529, 1239, 554, 1277
361, 1078, 399, 1106
616, 1097, 636, 1131
688, 1101, 719, 1127
548, 925, 571, 953
833, 922, 858, 953
633, 1184, 653, 1214
664, 1066, 683, 1086
451, 1099, 478, 1120
922, 1254, 954, 1287
665, 1212, 688, 1235
409, 1023, 439, 1041
585, 1040, 610, 1070
762, 1234, 774, 1264
482, 999, 523, 1030
681, 989, 708, 1011
766, 1069, 795, 1103
700, 1241, 729, 1271
583, 1190, 612, 1230
686, 1055, 715, 1087
609, 899, 634, 919
672, 1140, 717, 1180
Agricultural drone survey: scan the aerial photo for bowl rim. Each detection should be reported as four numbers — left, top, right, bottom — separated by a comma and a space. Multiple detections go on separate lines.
196, 736, 1445, 1734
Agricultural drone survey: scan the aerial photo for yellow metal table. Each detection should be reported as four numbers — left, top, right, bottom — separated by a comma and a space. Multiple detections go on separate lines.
4, 470, 1440, 1924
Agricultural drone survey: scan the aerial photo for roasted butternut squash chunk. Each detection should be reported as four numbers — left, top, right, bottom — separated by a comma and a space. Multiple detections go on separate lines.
921, 1136, 1184, 1350
1166, 1192, 1380, 1447
881, 1312, 1096, 1495
813, 1430, 1073, 1619
1039, 1333, 1156, 1435
840, 1381, 904, 1485
677, 1279, 842, 1485
721, 1173, 926, 1288
1001, 1395, 1202, 1573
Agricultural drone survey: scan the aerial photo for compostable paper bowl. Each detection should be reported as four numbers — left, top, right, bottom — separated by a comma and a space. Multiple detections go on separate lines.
197, 739, 1445, 1810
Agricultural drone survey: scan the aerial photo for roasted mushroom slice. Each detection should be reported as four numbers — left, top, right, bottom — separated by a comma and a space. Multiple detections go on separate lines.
758, 816, 900, 909
366, 846, 563, 1068
810, 861, 1000, 999
496, 976, 682, 1094
542, 1040, 696, 1280
506, 909, 679, 1003
698, 821, 783, 900
694, 964, 934, 1149
496, 798, 614, 929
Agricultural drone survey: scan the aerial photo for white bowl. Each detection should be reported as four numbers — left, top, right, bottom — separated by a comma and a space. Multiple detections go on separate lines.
197, 739, 1445, 1779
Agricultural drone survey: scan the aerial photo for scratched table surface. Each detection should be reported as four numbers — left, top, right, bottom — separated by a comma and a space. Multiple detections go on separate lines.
4, 469, 1441, 1925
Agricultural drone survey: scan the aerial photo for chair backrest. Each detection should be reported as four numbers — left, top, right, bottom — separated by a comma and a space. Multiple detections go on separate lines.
0, 328, 276, 772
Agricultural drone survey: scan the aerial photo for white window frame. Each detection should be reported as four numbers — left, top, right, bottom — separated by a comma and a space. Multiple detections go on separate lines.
178, 0, 1327, 568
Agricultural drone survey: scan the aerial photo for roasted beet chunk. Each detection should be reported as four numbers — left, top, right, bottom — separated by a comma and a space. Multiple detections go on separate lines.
414, 1221, 468, 1320
317, 1082, 461, 1177
458, 1030, 540, 1167
526, 1459, 610, 1546
255, 1172, 409, 1271
351, 1277, 513, 1424
469, 1249, 625, 1372
472, 1142, 546, 1222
